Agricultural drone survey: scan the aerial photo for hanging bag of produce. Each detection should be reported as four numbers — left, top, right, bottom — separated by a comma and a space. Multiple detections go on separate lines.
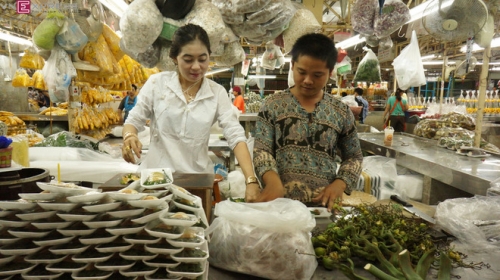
11, 69, 31, 87
282, 4, 321, 53
32, 9, 66, 51
207, 198, 317, 280
56, 18, 89, 54
353, 47, 381, 83
351, 0, 378, 36
19, 47, 45, 70
392, 31, 426, 90
42, 46, 77, 103
336, 56, 352, 75
374, 0, 410, 39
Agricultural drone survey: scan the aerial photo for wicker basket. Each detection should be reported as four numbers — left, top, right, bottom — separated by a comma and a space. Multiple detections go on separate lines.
0, 146, 13, 168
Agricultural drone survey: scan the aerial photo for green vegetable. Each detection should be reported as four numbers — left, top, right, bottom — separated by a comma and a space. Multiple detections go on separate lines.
353, 59, 381, 83
32, 9, 65, 50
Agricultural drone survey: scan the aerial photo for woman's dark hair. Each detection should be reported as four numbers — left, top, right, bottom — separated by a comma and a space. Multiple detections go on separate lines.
131, 84, 137, 91
169, 24, 211, 59
290, 33, 338, 71
395, 89, 404, 101
354, 88, 364, 96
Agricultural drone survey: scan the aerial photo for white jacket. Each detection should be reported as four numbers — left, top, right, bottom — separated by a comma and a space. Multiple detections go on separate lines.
126, 71, 246, 173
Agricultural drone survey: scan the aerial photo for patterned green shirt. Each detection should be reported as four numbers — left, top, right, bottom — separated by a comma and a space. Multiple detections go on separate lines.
253, 89, 363, 202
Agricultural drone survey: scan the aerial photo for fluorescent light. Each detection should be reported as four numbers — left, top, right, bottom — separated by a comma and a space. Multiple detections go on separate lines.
248, 75, 276, 79
477, 61, 500, 65
205, 67, 231, 76
421, 54, 436, 60
421, 61, 456, 65
99, 0, 128, 17
0, 31, 32, 46
284, 56, 292, 63
336, 35, 365, 49
491, 67, 500, 71
460, 37, 500, 52
406, 0, 453, 24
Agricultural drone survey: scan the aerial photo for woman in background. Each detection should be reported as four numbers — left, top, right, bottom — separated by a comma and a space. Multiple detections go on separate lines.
383, 88, 408, 132
232, 86, 245, 113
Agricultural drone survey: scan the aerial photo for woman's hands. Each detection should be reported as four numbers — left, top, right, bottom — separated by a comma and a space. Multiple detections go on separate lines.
312, 179, 346, 212
245, 183, 261, 202
122, 134, 142, 164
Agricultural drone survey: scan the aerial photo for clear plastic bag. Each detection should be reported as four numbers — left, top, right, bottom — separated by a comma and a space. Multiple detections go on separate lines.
392, 31, 426, 90
213, 41, 246, 67
335, 56, 352, 75
207, 198, 317, 280
11, 69, 31, 87
32, 9, 66, 50
78, 34, 115, 76
353, 48, 381, 83
282, 5, 321, 53
19, 47, 45, 70
42, 46, 76, 102
351, 0, 377, 36
374, 0, 410, 39
56, 18, 89, 54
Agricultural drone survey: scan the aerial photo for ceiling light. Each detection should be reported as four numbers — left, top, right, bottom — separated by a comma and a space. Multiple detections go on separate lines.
477, 61, 500, 65
99, 0, 128, 17
335, 35, 365, 49
460, 37, 500, 52
205, 67, 231, 76
247, 75, 276, 79
0, 31, 32, 46
406, 0, 453, 24
421, 54, 436, 60
421, 61, 457, 65
490, 67, 500, 71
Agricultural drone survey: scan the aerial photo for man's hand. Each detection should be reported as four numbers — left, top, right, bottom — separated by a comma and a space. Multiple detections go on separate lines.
255, 184, 285, 202
245, 183, 261, 202
312, 179, 346, 211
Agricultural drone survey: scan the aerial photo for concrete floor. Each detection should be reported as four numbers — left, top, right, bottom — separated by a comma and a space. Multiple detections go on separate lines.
360, 110, 385, 132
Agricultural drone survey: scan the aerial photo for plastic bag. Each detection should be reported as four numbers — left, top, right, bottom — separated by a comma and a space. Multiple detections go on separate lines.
353, 48, 381, 83
351, 0, 377, 36
42, 46, 76, 102
392, 31, 426, 90
335, 56, 352, 75
207, 198, 317, 280
32, 9, 66, 50
282, 5, 321, 53
374, 0, 410, 39
78, 34, 115, 76
19, 47, 45, 70
120, 0, 163, 53
213, 41, 246, 67
101, 24, 125, 62
56, 19, 88, 54
11, 69, 31, 87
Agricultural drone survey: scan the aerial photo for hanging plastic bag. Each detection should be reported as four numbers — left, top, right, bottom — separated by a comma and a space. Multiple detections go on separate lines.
337, 48, 347, 63
353, 47, 381, 83
32, 9, 66, 51
351, 0, 378, 36
374, 0, 410, 39
42, 45, 77, 102
11, 69, 31, 87
56, 18, 88, 54
261, 42, 278, 70
214, 41, 246, 67
207, 198, 317, 280
392, 31, 426, 90
120, 0, 163, 53
78, 34, 115, 76
335, 56, 352, 75
282, 4, 321, 53
19, 47, 45, 70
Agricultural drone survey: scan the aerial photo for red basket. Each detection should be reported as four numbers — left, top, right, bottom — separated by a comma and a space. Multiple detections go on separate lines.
0, 146, 13, 168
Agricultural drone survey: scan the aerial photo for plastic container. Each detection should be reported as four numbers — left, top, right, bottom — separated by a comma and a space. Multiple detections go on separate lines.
384, 126, 394, 146
11, 136, 29, 167
0, 146, 13, 167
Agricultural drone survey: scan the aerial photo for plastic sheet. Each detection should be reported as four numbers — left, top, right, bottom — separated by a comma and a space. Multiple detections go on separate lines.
207, 198, 317, 280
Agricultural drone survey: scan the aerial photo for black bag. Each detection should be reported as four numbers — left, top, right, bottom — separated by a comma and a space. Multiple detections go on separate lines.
155, 0, 196, 20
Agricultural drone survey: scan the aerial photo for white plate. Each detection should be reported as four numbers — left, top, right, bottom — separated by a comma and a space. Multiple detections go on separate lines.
72, 251, 113, 263
166, 261, 206, 279
37, 202, 78, 212
128, 196, 169, 209
0, 263, 36, 277
0, 254, 15, 265
24, 252, 67, 264
106, 224, 144, 236
160, 212, 199, 227
22, 266, 63, 279
141, 190, 171, 198
83, 218, 122, 229
57, 212, 97, 222
46, 262, 88, 273
108, 191, 147, 202
0, 241, 41, 255
94, 259, 135, 271
0, 201, 37, 211
18, 193, 60, 201
72, 270, 113, 280
144, 242, 183, 255
171, 241, 209, 263
145, 221, 184, 239
131, 208, 168, 224
16, 210, 57, 221
79, 232, 118, 245
172, 199, 201, 213
143, 255, 181, 268
123, 234, 161, 245
82, 202, 122, 213
7, 228, 50, 239
119, 250, 157, 261
145, 272, 183, 280
66, 192, 107, 204
166, 227, 205, 249
107, 208, 145, 219
120, 263, 158, 277
95, 242, 133, 253
0, 210, 15, 218
32, 234, 73, 247
171, 185, 196, 201
0, 219, 30, 228
31, 220, 72, 230
36, 181, 97, 196
140, 168, 173, 189
0, 235, 20, 246
308, 207, 332, 218
49, 243, 89, 255
57, 226, 96, 237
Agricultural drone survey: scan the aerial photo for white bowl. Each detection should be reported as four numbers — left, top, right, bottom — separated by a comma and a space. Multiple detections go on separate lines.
160, 212, 199, 227
0, 241, 41, 255
94, 259, 135, 271
0, 201, 37, 211
144, 242, 183, 255
0, 219, 30, 228
46, 262, 88, 273
171, 241, 209, 263
56, 212, 97, 222
49, 243, 89, 255
107, 208, 145, 219
0, 234, 21, 246
82, 201, 122, 213
171, 185, 197, 201
32, 234, 73, 247
22, 268, 63, 280
106, 224, 144, 236
7, 228, 50, 239
37, 202, 78, 212
72, 251, 113, 263
119, 250, 157, 261
145, 221, 184, 239
57, 225, 96, 237
24, 252, 67, 264
16, 210, 57, 221
0, 210, 15, 218
108, 191, 147, 202
0, 263, 36, 277
166, 227, 205, 249
31, 220, 72, 230
95, 242, 133, 253
83, 218, 122, 229
36, 182, 97, 196
172, 198, 202, 213
140, 168, 173, 189
66, 192, 107, 204
143, 255, 181, 269
128, 196, 169, 209
123, 234, 161, 245
79, 232, 118, 245
145, 270, 183, 280
18, 193, 60, 201
0, 254, 15, 265
166, 261, 206, 279
120, 263, 158, 277
72, 270, 113, 280
131, 208, 168, 224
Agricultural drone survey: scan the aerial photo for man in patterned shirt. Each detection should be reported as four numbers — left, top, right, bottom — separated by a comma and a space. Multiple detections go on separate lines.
251, 33, 363, 211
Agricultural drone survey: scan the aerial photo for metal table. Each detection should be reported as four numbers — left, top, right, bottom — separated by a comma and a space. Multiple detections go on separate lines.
208, 135, 235, 171
358, 132, 500, 204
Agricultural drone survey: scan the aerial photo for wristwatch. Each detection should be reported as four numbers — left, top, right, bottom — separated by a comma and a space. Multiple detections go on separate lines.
246, 176, 259, 185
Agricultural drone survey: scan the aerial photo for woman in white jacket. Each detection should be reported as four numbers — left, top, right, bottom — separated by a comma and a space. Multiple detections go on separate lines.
121, 24, 260, 201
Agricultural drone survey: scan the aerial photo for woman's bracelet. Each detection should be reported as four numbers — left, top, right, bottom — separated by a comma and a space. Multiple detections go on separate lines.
123, 132, 138, 141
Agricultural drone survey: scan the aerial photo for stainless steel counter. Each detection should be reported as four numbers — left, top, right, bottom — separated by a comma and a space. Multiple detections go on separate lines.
358, 132, 500, 199
239, 113, 258, 122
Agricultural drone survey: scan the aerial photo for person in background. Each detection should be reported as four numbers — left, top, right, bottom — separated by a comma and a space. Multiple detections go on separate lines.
384, 88, 408, 132
252, 33, 363, 210
341, 92, 347, 97
118, 84, 138, 123
232, 86, 245, 113
121, 24, 260, 201
354, 88, 369, 124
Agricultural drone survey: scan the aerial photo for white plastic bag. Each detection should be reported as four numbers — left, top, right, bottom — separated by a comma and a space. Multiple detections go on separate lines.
56, 19, 88, 54
374, 0, 410, 39
353, 48, 381, 83
335, 56, 352, 75
42, 45, 76, 103
207, 198, 317, 280
392, 31, 426, 90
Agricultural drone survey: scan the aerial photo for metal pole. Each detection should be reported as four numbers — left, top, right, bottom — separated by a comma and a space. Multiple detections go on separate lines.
439, 55, 447, 114
474, 44, 491, 148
